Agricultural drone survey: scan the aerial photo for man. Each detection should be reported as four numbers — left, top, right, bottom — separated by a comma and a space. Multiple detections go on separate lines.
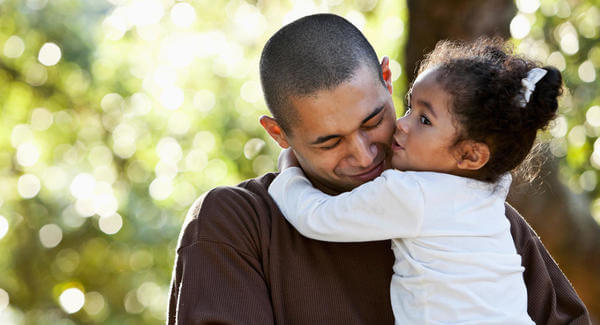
168, 14, 590, 324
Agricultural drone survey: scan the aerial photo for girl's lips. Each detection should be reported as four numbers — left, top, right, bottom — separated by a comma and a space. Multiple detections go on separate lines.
350, 160, 385, 182
392, 138, 404, 151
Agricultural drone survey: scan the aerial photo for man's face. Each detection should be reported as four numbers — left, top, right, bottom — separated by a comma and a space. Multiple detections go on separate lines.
284, 64, 396, 194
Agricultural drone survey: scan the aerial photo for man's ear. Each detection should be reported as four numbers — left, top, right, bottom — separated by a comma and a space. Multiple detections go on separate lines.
381, 56, 393, 94
259, 115, 290, 148
454, 140, 490, 171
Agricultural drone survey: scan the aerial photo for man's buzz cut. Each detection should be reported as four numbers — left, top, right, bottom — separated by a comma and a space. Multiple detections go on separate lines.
259, 13, 385, 134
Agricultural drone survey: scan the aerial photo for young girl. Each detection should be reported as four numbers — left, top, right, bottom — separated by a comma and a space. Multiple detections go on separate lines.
268, 38, 562, 324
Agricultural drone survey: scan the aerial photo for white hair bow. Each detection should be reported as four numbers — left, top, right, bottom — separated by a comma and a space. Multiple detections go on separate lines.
519, 68, 547, 107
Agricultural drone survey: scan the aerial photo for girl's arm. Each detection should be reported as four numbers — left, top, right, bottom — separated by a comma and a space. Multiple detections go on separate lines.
268, 167, 425, 242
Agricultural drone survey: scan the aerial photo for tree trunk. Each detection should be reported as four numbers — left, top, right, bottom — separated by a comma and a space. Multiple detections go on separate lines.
405, 0, 600, 319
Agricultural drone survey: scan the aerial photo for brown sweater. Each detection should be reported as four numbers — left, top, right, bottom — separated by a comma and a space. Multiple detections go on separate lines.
168, 173, 590, 324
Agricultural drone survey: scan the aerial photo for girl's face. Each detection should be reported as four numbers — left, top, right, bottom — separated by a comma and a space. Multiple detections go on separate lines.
391, 68, 462, 173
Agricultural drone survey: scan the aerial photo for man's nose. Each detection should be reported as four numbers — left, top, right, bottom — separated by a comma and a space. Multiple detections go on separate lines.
349, 133, 376, 167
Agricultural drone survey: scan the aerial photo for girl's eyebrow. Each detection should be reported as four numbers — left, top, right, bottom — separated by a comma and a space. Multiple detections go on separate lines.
417, 99, 437, 119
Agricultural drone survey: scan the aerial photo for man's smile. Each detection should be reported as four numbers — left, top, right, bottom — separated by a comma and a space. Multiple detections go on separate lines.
348, 160, 385, 182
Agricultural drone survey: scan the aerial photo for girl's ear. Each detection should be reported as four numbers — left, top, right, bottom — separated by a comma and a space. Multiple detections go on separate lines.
454, 140, 490, 170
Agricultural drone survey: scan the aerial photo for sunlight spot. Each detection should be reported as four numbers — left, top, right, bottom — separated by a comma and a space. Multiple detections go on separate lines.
578, 60, 596, 83
567, 125, 586, 148
240, 80, 262, 104
193, 90, 216, 112
167, 111, 190, 135
149, 177, 173, 200
345, 11, 366, 31
59, 288, 85, 314
0, 288, 8, 311
587, 106, 600, 127
84, 292, 105, 316
99, 213, 123, 235
38, 42, 61, 66
156, 137, 182, 163
25, 62, 48, 86
170, 2, 196, 28
155, 160, 178, 179
70, 173, 96, 200
244, 138, 265, 159
389, 59, 402, 81
101, 93, 124, 111
3, 35, 25, 58
579, 170, 597, 192
555, 22, 579, 55
546, 51, 566, 71
516, 0, 540, 13
42, 166, 67, 191
510, 14, 531, 39
160, 86, 184, 110
30, 107, 53, 130
11, 124, 33, 148
232, 3, 266, 44
39, 224, 63, 248
0, 216, 8, 240
18, 174, 41, 199
549, 115, 568, 138
382, 17, 403, 40
548, 140, 564, 159
129, 0, 164, 26
103, 9, 128, 41
193, 131, 216, 152
16, 142, 40, 167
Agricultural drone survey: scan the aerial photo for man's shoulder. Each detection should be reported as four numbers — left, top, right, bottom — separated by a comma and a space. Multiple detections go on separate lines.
177, 173, 279, 252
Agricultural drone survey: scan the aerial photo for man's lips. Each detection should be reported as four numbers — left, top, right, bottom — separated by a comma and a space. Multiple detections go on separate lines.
349, 160, 385, 182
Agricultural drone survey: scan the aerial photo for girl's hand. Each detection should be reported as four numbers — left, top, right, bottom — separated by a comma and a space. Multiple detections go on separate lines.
278, 148, 299, 171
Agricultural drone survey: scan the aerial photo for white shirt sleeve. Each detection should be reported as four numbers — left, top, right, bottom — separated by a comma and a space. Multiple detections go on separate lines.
268, 167, 426, 242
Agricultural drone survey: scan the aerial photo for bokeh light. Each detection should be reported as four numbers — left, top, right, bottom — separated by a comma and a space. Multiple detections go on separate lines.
17, 174, 41, 199
3, 35, 25, 58
0, 216, 8, 240
2, 0, 599, 322
0, 288, 8, 312
510, 14, 531, 39
170, 2, 196, 28
38, 42, 62, 66
39, 224, 63, 248
98, 213, 123, 235
59, 288, 85, 314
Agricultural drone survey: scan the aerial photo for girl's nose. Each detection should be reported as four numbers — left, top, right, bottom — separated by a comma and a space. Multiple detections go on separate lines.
396, 117, 408, 134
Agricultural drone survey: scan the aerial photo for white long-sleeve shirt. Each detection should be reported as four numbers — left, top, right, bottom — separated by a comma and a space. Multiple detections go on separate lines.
268, 167, 533, 324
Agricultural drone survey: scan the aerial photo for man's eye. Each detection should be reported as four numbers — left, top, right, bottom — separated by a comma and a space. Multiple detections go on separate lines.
364, 117, 384, 129
420, 115, 431, 125
321, 140, 340, 150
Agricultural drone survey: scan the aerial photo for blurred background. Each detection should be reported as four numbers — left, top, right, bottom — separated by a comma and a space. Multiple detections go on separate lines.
0, 0, 598, 323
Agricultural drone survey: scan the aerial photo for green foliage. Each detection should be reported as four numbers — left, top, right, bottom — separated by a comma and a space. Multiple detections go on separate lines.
511, 0, 600, 220
0, 0, 405, 323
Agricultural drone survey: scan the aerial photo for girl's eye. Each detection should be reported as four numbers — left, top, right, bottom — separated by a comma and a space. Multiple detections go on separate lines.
420, 115, 431, 125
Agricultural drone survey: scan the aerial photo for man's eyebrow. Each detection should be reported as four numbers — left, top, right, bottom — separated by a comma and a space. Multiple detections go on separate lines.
417, 99, 437, 119
311, 134, 341, 145
310, 106, 385, 145
361, 105, 385, 124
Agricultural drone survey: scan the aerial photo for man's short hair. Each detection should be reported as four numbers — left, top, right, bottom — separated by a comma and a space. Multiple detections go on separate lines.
259, 13, 384, 134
